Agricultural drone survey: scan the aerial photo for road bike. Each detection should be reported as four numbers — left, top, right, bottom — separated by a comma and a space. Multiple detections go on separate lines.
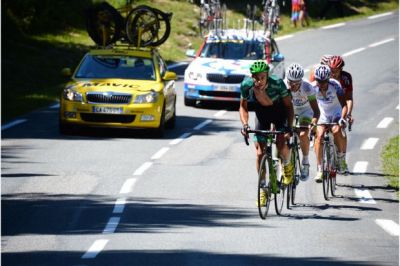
85, 1, 172, 47
199, 0, 227, 36
244, 128, 288, 219
286, 117, 308, 209
311, 123, 345, 200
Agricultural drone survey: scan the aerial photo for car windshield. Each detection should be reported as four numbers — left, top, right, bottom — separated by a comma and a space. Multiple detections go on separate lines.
75, 55, 156, 80
200, 41, 266, 60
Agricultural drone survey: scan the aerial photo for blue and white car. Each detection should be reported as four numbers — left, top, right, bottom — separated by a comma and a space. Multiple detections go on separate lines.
183, 29, 285, 106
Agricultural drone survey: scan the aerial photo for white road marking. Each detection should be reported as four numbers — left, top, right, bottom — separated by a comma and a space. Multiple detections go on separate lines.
214, 110, 227, 117
169, 132, 191, 145
369, 38, 395, 48
342, 47, 366, 57
194, 119, 212, 130
1, 119, 27, 131
375, 219, 400, 236
133, 162, 153, 176
50, 103, 60, 109
103, 217, 120, 234
119, 178, 137, 194
112, 198, 126, 214
377, 117, 393, 128
354, 189, 376, 204
151, 147, 170, 160
275, 34, 294, 41
361, 138, 379, 150
322, 23, 345, 29
353, 161, 368, 173
368, 12, 393, 20
396, 105, 399, 110
81, 239, 109, 259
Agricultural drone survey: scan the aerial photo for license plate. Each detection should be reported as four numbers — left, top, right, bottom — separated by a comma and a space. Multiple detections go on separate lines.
215, 85, 237, 92
92, 106, 123, 114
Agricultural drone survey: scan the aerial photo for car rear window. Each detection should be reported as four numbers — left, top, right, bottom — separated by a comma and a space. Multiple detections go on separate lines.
75, 55, 156, 80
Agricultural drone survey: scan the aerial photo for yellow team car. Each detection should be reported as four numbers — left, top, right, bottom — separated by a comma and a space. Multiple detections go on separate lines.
59, 45, 177, 137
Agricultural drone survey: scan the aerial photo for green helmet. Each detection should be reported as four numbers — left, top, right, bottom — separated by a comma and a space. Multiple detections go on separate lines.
250, 60, 269, 74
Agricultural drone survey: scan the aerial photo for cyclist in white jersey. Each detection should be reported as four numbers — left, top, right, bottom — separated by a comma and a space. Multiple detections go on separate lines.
312, 64, 348, 182
285, 63, 320, 180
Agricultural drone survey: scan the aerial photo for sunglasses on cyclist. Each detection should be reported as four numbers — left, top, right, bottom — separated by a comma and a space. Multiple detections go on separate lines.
316, 79, 329, 84
288, 80, 301, 86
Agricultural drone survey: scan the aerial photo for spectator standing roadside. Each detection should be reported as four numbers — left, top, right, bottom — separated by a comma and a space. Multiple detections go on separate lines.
299, 0, 309, 27
291, 0, 301, 27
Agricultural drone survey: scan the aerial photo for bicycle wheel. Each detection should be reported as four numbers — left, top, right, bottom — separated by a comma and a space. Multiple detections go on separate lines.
149, 8, 172, 46
125, 5, 159, 46
291, 148, 301, 206
330, 145, 337, 196
85, 2, 124, 46
258, 155, 272, 219
322, 142, 330, 200
274, 160, 285, 215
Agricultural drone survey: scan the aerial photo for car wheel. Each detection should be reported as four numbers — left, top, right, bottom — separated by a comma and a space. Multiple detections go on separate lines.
154, 104, 166, 138
184, 97, 196, 107
165, 97, 176, 129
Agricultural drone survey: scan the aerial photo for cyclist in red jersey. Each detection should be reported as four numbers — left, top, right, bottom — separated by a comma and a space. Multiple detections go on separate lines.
328, 56, 354, 126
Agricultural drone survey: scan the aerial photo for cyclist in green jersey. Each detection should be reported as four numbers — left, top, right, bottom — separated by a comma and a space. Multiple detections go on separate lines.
240, 60, 295, 185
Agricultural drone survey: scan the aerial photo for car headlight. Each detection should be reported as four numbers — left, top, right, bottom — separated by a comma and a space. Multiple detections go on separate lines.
63, 88, 83, 102
188, 71, 203, 81
134, 91, 159, 103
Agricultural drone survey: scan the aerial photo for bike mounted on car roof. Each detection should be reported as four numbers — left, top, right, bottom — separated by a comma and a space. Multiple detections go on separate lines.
85, 0, 172, 47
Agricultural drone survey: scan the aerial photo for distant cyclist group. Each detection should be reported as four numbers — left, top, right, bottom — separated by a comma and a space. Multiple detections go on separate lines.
240, 55, 353, 209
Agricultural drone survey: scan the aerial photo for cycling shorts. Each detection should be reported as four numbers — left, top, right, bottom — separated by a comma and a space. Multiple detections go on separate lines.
319, 111, 341, 124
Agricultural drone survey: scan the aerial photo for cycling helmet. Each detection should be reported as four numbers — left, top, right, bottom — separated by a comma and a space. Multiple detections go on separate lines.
286, 63, 304, 81
328, 55, 345, 69
314, 64, 331, 81
320, 54, 333, 65
250, 60, 269, 74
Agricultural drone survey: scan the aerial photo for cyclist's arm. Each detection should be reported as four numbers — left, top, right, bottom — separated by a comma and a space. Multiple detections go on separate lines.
239, 98, 249, 127
345, 89, 353, 116
309, 97, 320, 125
282, 95, 294, 129
338, 93, 348, 120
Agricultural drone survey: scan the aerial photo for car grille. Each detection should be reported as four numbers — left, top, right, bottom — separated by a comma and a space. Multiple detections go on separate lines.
206, 74, 245, 84
199, 90, 240, 99
86, 92, 132, 104
80, 113, 136, 123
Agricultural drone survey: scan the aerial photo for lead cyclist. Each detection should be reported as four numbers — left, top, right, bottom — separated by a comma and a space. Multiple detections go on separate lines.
285, 63, 320, 181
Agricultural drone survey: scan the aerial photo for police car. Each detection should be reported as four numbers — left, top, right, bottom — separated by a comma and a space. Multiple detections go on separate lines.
183, 29, 285, 106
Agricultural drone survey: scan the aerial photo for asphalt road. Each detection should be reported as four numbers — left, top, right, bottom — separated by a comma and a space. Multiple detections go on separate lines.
2, 11, 399, 266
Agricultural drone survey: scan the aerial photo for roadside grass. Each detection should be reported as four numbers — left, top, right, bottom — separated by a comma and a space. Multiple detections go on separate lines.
2, 0, 398, 123
381, 136, 400, 191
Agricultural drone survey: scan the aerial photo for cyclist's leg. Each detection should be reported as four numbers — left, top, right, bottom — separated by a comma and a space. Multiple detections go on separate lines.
297, 113, 312, 179
254, 115, 268, 173
332, 115, 348, 173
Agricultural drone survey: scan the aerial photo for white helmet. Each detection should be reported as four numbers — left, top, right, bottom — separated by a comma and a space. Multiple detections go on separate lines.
286, 63, 304, 81
314, 64, 331, 81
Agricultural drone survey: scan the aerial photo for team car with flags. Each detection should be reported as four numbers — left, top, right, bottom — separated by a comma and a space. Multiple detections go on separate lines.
183, 29, 285, 106
59, 46, 177, 137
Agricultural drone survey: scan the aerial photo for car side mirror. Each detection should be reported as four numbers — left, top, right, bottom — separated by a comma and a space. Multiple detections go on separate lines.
271, 53, 284, 63
61, 68, 72, 77
162, 71, 177, 81
185, 49, 196, 58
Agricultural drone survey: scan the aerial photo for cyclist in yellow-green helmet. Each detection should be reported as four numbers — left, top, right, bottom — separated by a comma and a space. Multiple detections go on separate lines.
240, 60, 295, 196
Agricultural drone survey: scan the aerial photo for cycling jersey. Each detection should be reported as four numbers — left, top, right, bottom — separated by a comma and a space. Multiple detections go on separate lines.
284, 79, 316, 122
312, 79, 344, 123
241, 75, 289, 138
338, 70, 353, 94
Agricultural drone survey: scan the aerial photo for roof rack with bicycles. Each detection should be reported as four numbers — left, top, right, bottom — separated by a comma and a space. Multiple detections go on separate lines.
85, 1, 172, 48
